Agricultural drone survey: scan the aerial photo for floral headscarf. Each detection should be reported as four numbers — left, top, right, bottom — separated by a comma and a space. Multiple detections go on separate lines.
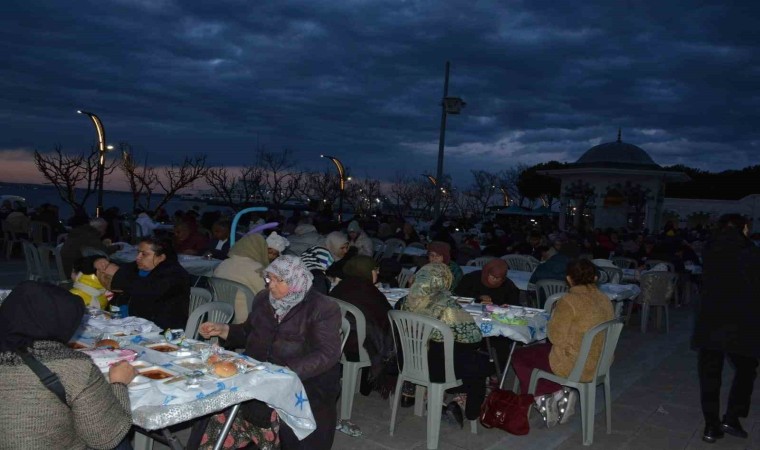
402, 263, 481, 344
265, 255, 314, 321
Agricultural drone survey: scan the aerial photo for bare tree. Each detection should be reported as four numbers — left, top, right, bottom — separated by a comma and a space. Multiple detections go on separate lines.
120, 143, 155, 213
299, 169, 340, 207
496, 165, 526, 206
205, 165, 267, 209
466, 170, 499, 217
260, 149, 303, 213
346, 175, 383, 216
34, 144, 118, 214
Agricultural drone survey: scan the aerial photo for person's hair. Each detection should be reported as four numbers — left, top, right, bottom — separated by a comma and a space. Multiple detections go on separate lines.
140, 237, 177, 261
566, 259, 597, 285
718, 214, 748, 231
72, 255, 102, 275
213, 218, 231, 230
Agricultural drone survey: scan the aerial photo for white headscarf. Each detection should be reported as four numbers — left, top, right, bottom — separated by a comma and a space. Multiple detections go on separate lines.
266, 231, 290, 253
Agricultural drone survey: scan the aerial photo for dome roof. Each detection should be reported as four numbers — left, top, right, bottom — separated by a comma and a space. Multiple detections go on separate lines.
575, 137, 660, 169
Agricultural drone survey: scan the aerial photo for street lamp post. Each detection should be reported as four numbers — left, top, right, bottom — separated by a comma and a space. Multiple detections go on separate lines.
493, 185, 511, 206
434, 61, 465, 219
321, 154, 347, 222
77, 110, 109, 218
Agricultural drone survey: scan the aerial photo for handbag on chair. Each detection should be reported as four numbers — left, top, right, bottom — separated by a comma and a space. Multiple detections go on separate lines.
479, 388, 533, 435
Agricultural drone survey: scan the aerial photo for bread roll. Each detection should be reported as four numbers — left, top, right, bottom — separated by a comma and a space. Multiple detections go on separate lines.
213, 361, 238, 378
95, 338, 119, 349
207, 354, 221, 365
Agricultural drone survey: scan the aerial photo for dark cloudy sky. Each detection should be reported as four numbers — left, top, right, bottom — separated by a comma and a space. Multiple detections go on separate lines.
1, 0, 758, 189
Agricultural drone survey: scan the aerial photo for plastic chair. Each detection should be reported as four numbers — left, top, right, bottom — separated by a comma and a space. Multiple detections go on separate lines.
408, 242, 427, 251
340, 317, 351, 352
185, 301, 234, 340
2, 220, 24, 259
29, 221, 53, 244
388, 310, 476, 449
189, 287, 213, 315
596, 266, 623, 284
382, 238, 407, 261
465, 256, 495, 268
52, 243, 69, 283
528, 319, 624, 446
626, 272, 677, 333
501, 254, 534, 272
536, 279, 568, 309
643, 259, 675, 272
22, 240, 45, 281
543, 292, 565, 315
397, 267, 416, 288
371, 237, 385, 261
208, 277, 256, 321
331, 298, 372, 421
610, 256, 636, 269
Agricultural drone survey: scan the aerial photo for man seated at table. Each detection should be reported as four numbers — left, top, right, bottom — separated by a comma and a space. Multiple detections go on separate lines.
173, 221, 209, 256
206, 218, 231, 259
454, 258, 520, 306
97, 237, 191, 330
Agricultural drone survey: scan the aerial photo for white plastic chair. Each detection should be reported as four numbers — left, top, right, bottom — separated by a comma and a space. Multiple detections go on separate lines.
189, 287, 213, 315
610, 256, 636, 269
22, 240, 45, 281
371, 237, 385, 261
501, 254, 535, 272
382, 238, 407, 261
465, 256, 495, 268
596, 265, 623, 284
397, 267, 416, 288
536, 279, 568, 309
331, 298, 372, 421
408, 242, 427, 251
528, 319, 624, 446
643, 259, 675, 272
543, 292, 565, 315
208, 277, 256, 321
388, 310, 476, 449
185, 301, 234, 340
627, 272, 677, 333
52, 243, 69, 283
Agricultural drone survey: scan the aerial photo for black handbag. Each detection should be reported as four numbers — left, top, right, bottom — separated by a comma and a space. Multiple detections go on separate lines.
16, 348, 69, 407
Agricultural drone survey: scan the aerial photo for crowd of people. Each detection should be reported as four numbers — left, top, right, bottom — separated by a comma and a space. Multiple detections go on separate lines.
2, 202, 759, 448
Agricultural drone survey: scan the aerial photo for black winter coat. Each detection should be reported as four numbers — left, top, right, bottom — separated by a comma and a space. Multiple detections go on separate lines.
110, 259, 191, 330
692, 229, 760, 358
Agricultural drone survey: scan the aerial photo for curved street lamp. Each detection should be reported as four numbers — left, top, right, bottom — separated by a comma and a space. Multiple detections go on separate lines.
493, 185, 511, 206
77, 110, 109, 217
321, 154, 348, 222
422, 174, 438, 186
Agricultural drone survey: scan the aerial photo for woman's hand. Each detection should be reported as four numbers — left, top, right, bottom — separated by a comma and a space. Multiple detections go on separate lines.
199, 322, 229, 340
109, 360, 137, 385
479, 295, 493, 305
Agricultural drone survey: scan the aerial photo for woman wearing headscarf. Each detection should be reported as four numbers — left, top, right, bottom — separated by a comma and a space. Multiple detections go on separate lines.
347, 220, 374, 257
324, 231, 354, 280
401, 263, 493, 424
454, 258, 520, 306
213, 234, 270, 323
266, 231, 290, 262
0, 281, 136, 449
199, 256, 343, 450
427, 241, 464, 291
100, 237, 191, 329
329, 255, 394, 395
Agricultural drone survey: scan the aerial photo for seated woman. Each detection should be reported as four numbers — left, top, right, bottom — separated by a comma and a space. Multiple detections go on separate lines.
511, 259, 614, 421
427, 241, 464, 291
0, 281, 136, 449
213, 233, 269, 323
199, 256, 342, 450
300, 245, 335, 294
173, 221, 209, 256
99, 237, 191, 330
266, 231, 290, 262
323, 231, 353, 279
329, 255, 394, 396
454, 258, 520, 306
401, 263, 493, 423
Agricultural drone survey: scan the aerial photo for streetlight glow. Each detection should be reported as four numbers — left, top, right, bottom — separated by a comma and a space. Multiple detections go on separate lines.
77, 109, 108, 217
321, 154, 348, 222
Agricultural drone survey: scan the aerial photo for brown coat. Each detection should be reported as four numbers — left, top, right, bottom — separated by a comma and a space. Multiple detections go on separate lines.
548, 285, 614, 381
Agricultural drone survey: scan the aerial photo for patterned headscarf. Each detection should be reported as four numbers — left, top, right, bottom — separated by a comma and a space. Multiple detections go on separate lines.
300, 246, 334, 272
229, 234, 269, 267
265, 255, 314, 321
324, 231, 349, 260
402, 263, 481, 344
481, 259, 508, 288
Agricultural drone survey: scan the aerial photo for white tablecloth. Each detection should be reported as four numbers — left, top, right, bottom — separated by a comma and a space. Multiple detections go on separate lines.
73, 316, 316, 438
110, 250, 222, 277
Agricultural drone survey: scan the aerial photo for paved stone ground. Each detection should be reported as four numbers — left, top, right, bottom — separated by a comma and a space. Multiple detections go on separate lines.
2, 257, 758, 449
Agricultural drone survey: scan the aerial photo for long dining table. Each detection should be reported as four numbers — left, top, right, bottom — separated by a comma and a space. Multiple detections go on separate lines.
71, 311, 316, 450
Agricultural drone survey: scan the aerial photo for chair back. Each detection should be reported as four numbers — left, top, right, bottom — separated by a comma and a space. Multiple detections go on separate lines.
371, 238, 385, 261
543, 292, 565, 314
208, 277, 256, 319
22, 240, 45, 281
331, 298, 371, 364
566, 319, 623, 383
638, 272, 678, 306
536, 279, 568, 308
340, 317, 351, 353
407, 242, 426, 251
189, 287, 213, 315
29, 221, 53, 244
643, 259, 675, 272
466, 256, 495, 268
610, 256, 636, 269
185, 301, 234, 340
596, 265, 623, 284
388, 310, 458, 386
382, 238, 406, 261
397, 267, 416, 288
53, 243, 68, 282
36, 244, 56, 283
501, 254, 535, 272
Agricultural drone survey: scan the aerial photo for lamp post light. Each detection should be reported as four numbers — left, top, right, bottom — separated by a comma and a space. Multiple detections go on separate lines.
321, 154, 348, 222
493, 185, 511, 206
434, 61, 465, 219
422, 174, 438, 187
77, 110, 111, 218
